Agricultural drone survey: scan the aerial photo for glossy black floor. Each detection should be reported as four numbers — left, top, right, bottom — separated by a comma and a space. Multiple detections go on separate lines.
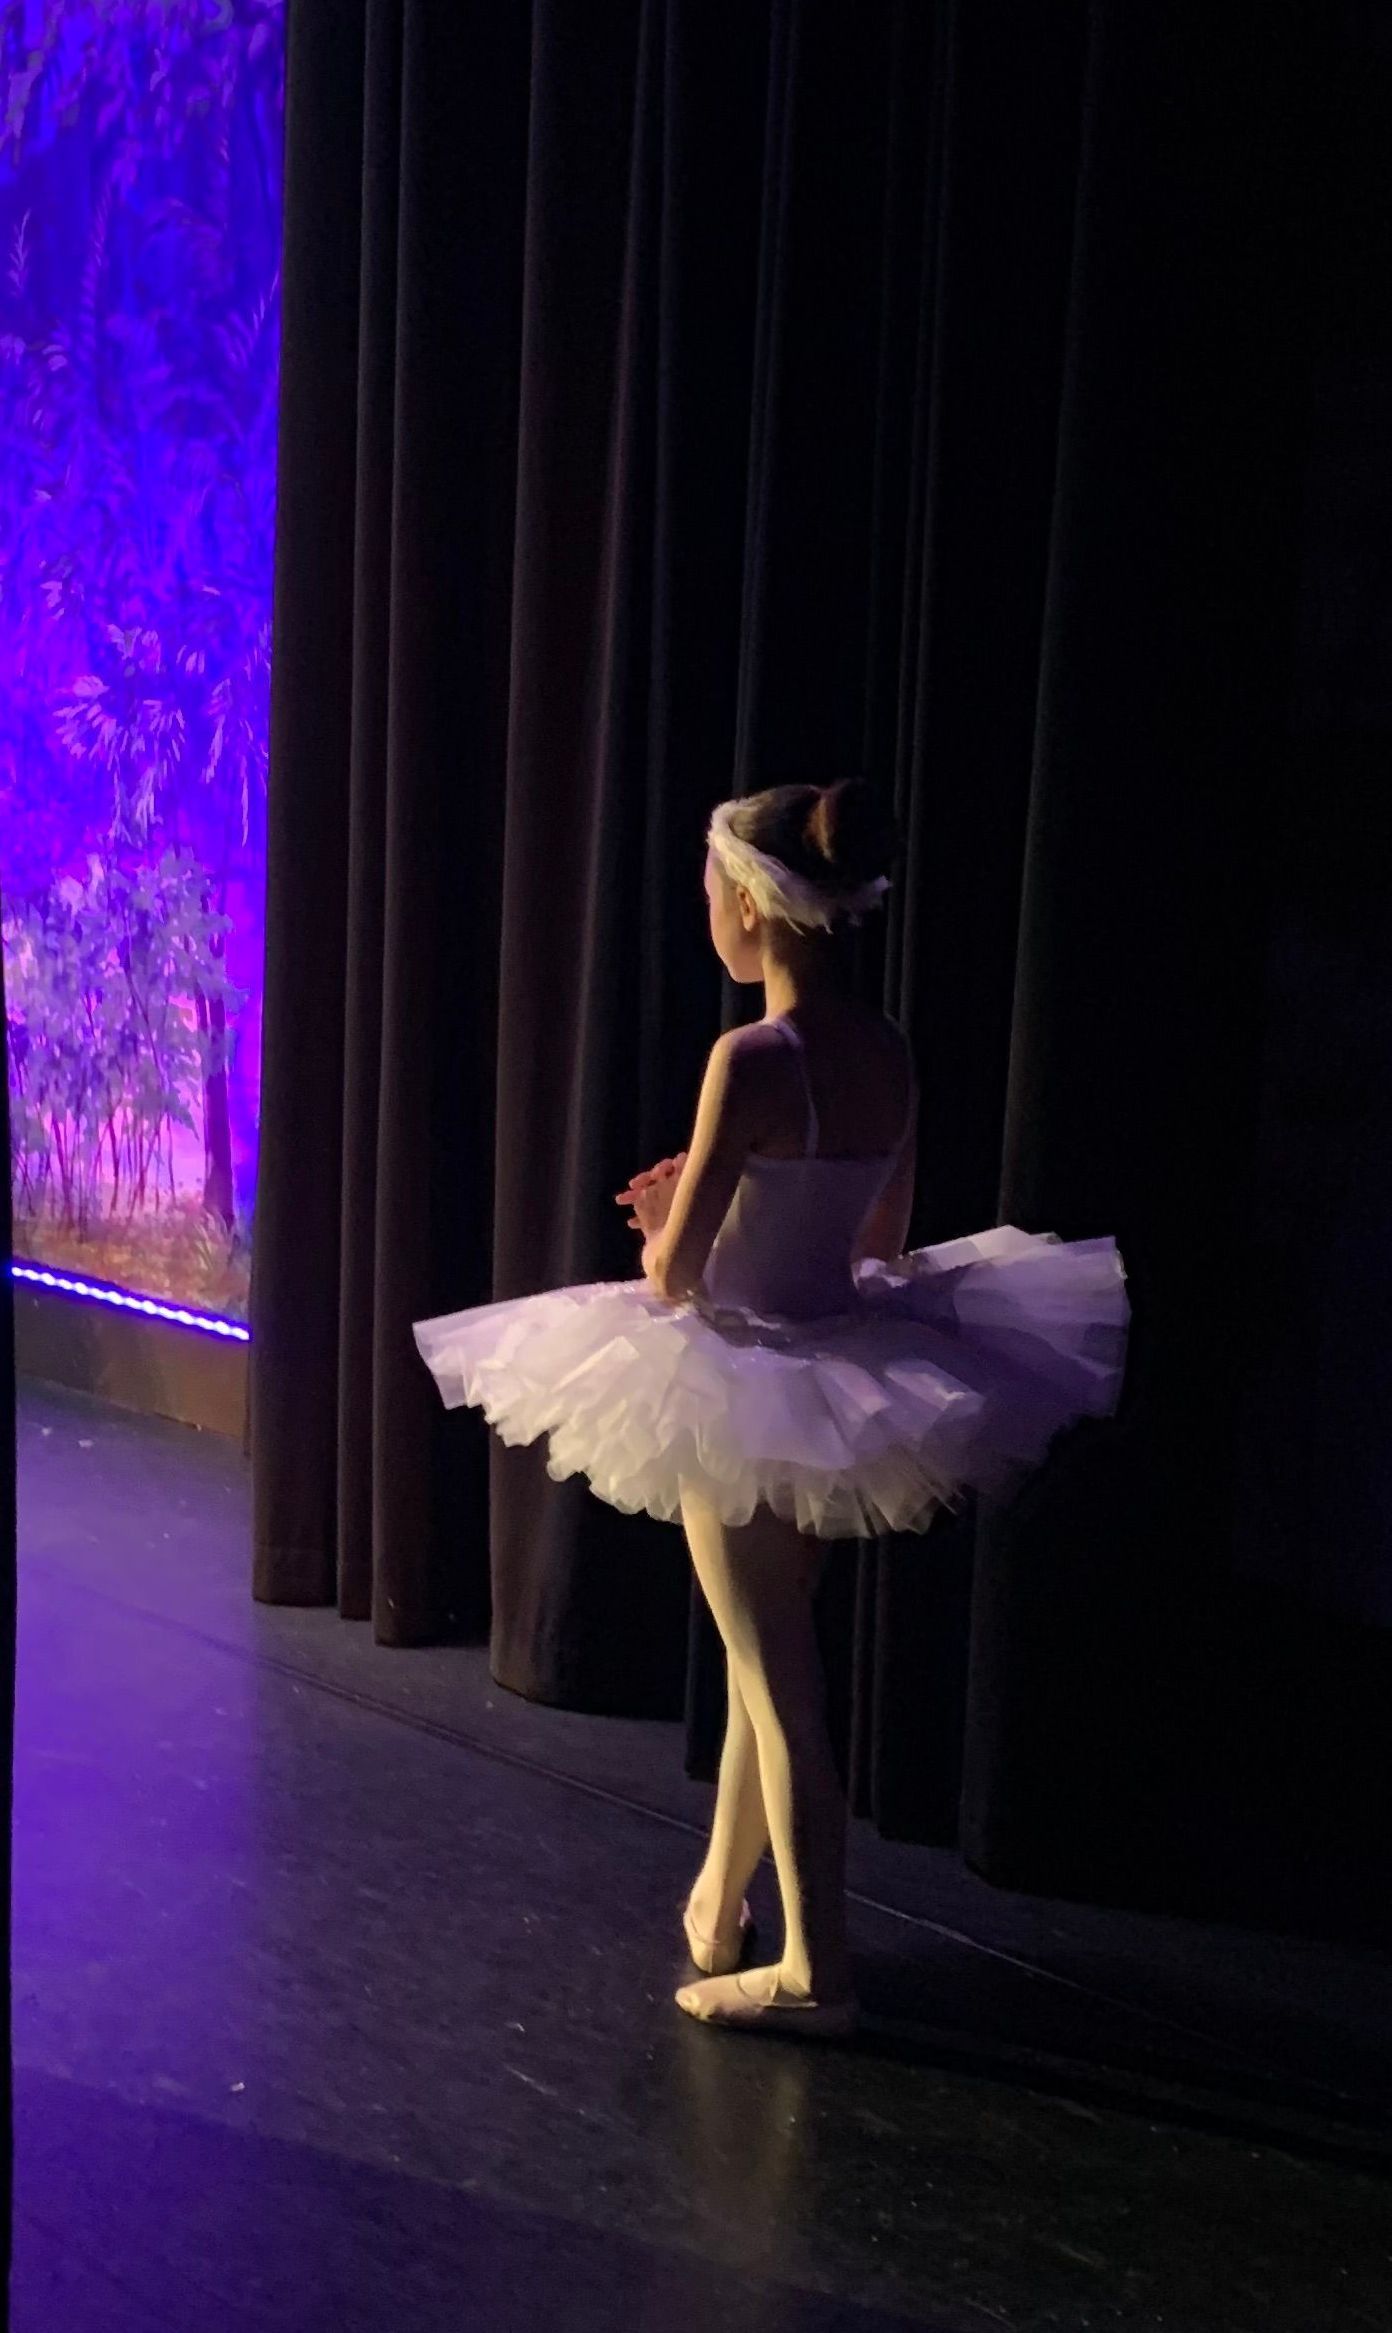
10, 1381, 1392, 2333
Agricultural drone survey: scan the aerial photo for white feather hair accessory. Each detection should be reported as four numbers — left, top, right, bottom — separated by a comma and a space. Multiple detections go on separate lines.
706, 797, 891, 933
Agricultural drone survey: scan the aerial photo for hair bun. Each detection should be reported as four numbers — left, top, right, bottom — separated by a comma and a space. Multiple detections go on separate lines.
803, 780, 895, 888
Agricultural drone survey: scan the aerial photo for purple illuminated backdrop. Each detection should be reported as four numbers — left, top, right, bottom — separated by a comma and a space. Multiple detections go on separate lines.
0, 1, 282, 1321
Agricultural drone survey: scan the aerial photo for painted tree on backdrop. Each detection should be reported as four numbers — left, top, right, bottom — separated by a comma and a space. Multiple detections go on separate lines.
0, 0, 282, 1314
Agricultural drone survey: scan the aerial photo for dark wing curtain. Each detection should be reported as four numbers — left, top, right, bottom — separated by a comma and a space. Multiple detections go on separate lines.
254, 0, 1391, 1936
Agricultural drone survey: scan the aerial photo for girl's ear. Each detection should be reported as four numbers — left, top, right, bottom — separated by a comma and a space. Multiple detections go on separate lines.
735, 883, 760, 935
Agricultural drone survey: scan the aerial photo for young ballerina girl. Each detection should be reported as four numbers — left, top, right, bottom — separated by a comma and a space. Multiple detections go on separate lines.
414, 781, 1129, 2039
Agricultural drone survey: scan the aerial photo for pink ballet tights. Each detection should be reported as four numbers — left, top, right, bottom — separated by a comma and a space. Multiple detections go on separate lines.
679, 1492, 854, 2006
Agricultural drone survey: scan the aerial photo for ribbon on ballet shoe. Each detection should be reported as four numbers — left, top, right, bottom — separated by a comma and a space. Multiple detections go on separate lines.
674, 1965, 859, 2038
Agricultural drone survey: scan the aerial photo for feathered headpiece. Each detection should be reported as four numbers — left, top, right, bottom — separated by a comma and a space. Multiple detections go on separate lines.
706, 798, 890, 933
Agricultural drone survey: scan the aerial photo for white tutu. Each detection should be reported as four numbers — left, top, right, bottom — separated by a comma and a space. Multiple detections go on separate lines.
413, 1224, 1129, 1540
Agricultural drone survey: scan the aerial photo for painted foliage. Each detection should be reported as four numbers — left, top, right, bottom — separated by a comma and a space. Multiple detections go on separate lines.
0, 0, 282, 1317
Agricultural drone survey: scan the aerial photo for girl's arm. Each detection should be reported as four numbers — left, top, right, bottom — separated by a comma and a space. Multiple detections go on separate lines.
852, 1116, 918, 1267
640, 1030, 762, 1303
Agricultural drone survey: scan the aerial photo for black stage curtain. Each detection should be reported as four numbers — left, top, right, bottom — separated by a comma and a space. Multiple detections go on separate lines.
254, 0, 1391, 1934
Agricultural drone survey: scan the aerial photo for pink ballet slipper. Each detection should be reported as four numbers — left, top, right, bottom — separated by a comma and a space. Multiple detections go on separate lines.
680, 1892, 755, 1977
674, 1963, 859, 2038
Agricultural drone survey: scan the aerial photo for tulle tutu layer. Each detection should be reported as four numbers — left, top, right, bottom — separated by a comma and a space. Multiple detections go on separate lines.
413, 1224, 1129, 1540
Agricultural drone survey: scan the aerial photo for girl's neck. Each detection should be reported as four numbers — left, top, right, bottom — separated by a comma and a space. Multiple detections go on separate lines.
760, 953, 846, 1022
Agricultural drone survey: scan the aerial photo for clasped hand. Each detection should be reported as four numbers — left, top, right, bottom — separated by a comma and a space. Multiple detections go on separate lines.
614, 1152, 688, 1237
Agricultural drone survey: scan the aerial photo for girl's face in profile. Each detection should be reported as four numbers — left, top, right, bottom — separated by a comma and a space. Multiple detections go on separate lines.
705, 851, 763, 984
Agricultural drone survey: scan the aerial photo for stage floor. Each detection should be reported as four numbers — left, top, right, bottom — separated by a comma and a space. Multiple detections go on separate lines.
10, 1380, 1392, 2333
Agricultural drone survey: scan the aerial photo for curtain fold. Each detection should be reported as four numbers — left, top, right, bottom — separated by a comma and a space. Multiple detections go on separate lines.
963, 0, 1318, 1908
253, 0, 1391, 1926
253, 0, 528, 1642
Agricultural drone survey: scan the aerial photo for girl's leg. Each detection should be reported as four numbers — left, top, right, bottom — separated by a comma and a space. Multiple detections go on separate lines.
680, 1491, 852, 2003
685, 1654, 769, 1941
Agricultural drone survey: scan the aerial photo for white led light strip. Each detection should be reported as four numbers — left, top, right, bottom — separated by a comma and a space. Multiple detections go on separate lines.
10, 1262, 251, 1343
